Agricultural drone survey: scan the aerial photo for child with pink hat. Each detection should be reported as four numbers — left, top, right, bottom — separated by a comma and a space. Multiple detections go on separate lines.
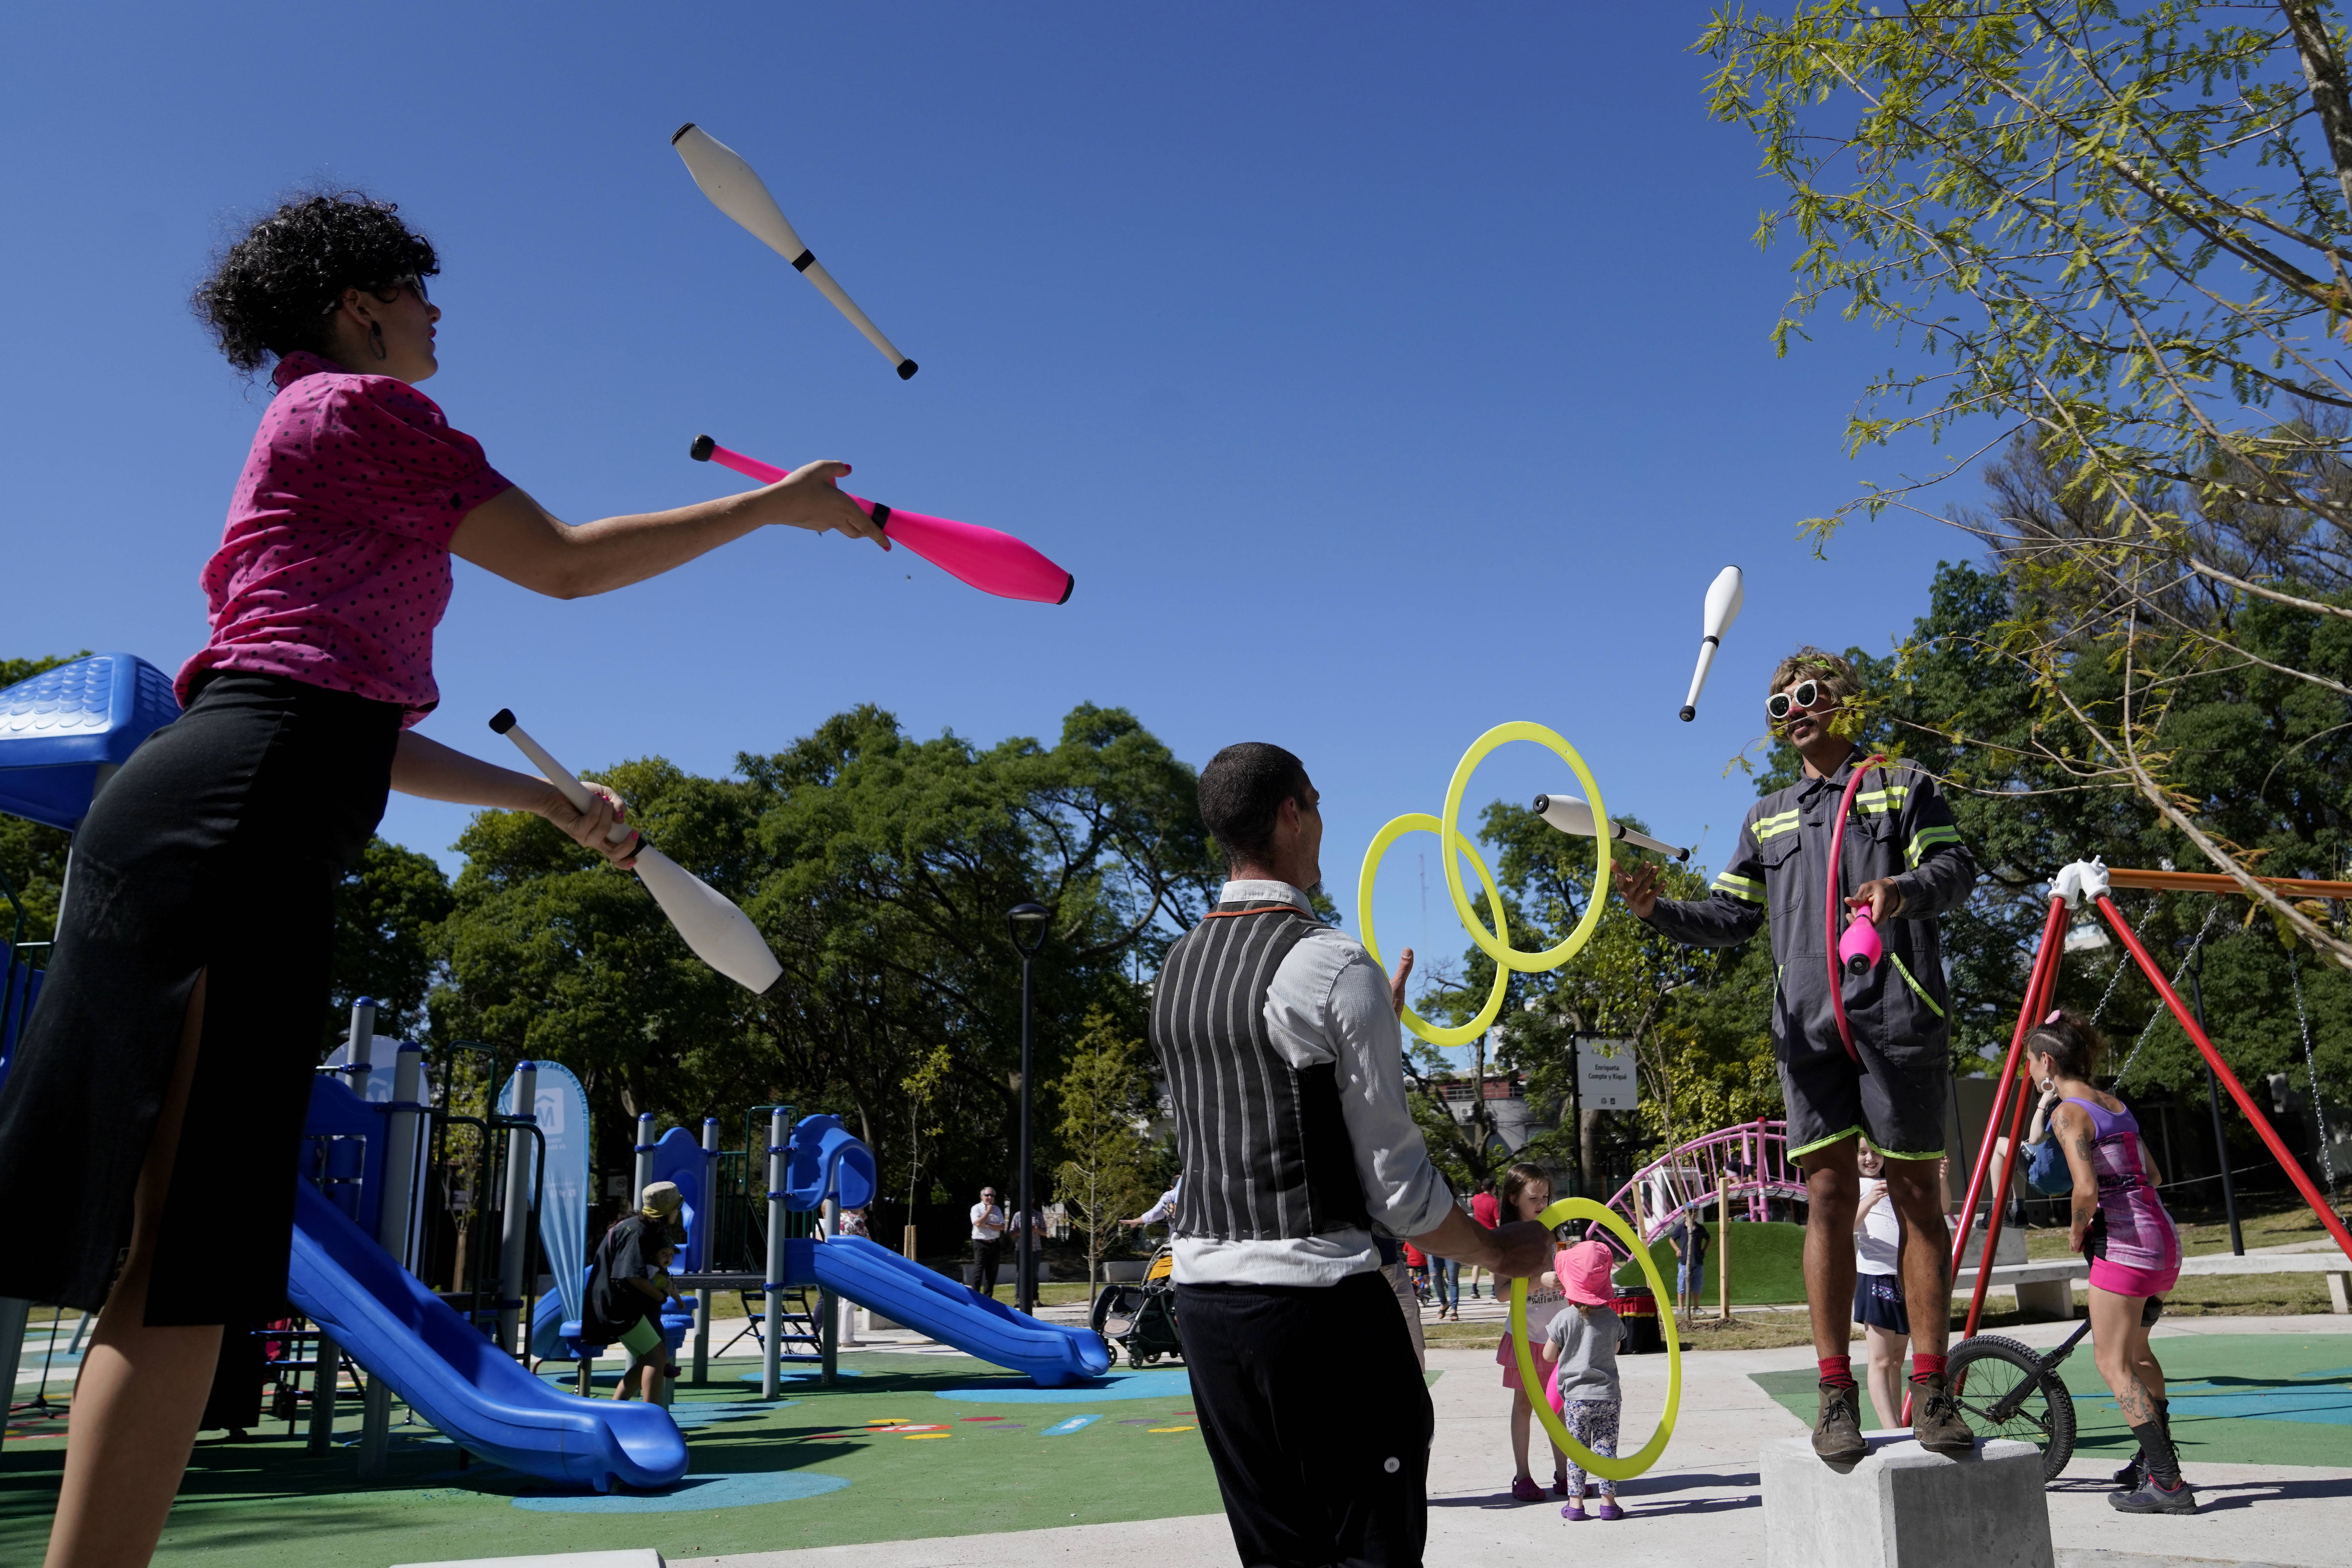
1537, 1239, 1627, 1521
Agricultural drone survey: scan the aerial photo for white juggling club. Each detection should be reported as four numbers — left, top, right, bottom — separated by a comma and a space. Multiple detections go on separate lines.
1680, 565, 1745, 722
672, 122, 918, 380
1532, 793, 1690, 862
489, 710, 783, 994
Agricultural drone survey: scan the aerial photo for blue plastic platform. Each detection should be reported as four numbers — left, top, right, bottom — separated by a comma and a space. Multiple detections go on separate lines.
0, 653, 180, 830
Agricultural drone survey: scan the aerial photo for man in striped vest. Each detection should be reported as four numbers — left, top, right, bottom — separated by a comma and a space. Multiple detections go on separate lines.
1153, 742, 1553, 1568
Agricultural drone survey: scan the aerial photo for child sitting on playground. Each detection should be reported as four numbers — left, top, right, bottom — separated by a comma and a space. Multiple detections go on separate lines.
1538, 1240, 1625, 1522
586, 1182, 686, 1403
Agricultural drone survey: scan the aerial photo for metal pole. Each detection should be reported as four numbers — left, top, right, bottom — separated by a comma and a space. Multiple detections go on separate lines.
693, 1116, 718, 1386
634, 1111, 657, 1209
358, 1042, 426, 1480
820, 1192, 838, 1386
344, 997, 375, 1092
1017, 950, 1034, 1316
2189, 954, 2244, 1255
498, 1063, 537, 1356
762, 1107, 787, 1399
1716, 1179, 1731, 1323
307, 1330, 338, 1451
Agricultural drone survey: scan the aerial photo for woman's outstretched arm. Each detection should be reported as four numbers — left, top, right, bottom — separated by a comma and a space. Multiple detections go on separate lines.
390, 731, 638, 866
450, 458, 882, 599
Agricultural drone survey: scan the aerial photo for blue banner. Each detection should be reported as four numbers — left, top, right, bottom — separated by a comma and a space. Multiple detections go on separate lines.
501, 1063, 592, 1353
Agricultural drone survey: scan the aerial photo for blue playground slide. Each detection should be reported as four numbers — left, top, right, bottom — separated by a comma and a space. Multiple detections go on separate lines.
529, 1235, 1110, 1387
288, 1180, 687, 1493
795, 1235, 1109, 1385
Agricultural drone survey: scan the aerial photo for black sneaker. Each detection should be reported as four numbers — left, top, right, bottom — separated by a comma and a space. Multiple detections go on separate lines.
2112, 1452, 2145, 1489
2109, 1476, 2197, 1514
1910, 1375, 1975, 1456
1813, 1383, 1866, 1464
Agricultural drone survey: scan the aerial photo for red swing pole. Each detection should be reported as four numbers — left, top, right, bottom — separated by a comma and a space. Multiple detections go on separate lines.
2094, 895, 2352, 1263
1949, 894, 2070, 1290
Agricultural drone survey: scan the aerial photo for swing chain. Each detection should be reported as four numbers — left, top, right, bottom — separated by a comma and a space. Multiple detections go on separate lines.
2289, 950, 2338, 1200
2112, 902, 2225, 1089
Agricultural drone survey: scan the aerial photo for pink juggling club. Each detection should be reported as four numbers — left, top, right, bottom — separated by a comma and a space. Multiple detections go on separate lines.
689, 435, 1074, 606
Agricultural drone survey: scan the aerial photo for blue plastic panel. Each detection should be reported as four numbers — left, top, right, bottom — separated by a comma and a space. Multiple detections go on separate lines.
0, 653, 181, 830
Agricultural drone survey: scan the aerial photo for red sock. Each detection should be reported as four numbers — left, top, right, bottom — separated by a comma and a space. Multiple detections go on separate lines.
1909, 1353, 1947, 1384
1818, 1356, 1856, 1389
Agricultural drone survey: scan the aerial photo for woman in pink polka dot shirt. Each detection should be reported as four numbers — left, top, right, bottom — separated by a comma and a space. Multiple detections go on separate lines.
0, 193, 880, 1567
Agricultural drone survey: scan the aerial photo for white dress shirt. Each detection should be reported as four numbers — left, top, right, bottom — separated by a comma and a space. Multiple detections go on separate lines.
1173, 880, 1457, 1288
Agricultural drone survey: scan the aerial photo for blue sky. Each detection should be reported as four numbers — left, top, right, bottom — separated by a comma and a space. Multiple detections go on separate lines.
1, 4, 1974, 1009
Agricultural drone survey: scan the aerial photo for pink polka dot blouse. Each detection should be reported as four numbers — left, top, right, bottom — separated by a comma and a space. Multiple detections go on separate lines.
175, 351, 513, 725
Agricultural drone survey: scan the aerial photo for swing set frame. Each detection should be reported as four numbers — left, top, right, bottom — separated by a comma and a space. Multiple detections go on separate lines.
1953, 859, 2352, 1342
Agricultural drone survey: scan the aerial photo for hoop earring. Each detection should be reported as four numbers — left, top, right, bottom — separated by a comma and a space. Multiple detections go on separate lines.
368, 321, 388, 361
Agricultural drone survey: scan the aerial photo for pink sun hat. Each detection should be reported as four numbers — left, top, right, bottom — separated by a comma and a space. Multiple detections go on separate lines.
1557, 1240, 1618, 1307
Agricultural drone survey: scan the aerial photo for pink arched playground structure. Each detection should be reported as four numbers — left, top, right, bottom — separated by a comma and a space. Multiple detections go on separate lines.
1603, 1119, 1808, 1242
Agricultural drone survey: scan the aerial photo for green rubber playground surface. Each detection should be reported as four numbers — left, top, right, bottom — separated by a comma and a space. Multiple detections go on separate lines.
1750, 1333, 2352, 1468
0, 1354, 1230, 1567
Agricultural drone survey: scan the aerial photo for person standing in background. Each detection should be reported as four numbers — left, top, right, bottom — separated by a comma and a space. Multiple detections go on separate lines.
970, 1187, 1007, 1299
1469, 1181, 1502, 1299
1851, 1143, 1909, 1430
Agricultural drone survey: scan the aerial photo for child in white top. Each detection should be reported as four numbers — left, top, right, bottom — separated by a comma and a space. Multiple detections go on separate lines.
1538, 1240, 1626, 1522
1851, 1143, 1908, 1429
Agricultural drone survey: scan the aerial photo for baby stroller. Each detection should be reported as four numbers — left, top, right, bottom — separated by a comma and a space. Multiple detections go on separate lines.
1089, 1245, 1183, 1367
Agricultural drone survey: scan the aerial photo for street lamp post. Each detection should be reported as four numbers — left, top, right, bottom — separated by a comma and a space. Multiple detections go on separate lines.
1007, 901, 1051, 1315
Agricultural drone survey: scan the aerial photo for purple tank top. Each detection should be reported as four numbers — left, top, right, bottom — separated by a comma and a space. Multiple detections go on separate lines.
2062, 1098, 2179, 1273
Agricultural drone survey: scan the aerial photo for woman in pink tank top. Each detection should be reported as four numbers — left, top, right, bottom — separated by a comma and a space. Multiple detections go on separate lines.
2028, 1011, 2194, 1515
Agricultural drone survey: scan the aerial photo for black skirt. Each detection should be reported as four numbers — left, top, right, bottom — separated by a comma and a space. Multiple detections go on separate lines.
0, 671, 399, 1325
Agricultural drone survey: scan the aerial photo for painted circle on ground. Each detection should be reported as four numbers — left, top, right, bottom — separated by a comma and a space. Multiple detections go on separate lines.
512, 1470, 851, 1512
1510, 1196, 1679, 1482
738, 1367, 866, 1383
935, 1368, 1190, 1403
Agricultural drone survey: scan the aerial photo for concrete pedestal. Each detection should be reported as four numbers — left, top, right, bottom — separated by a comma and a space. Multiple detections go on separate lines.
1761, 1432, 2052, 1568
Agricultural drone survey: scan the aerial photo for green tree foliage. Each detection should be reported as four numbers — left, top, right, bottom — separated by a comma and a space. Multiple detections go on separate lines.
1052, 1008, 1160, 1287
0, 654, 88, 946
329, 837, 455, 1042
433, 703, 1213, 1210
1702, 2, 2352, 961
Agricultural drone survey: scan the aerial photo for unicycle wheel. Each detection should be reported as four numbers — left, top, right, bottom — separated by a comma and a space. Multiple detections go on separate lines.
1947, 1333, 2075, 1482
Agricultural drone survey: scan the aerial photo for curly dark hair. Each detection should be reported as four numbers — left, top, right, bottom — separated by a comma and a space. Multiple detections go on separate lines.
192, 192, 437, 374
2026, 1008, 2108, 1081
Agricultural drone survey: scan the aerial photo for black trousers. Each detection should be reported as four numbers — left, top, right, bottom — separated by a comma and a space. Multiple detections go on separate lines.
1177, 1271, 1433, 1568
971, 1237, 1003, 1295
0, 672, 398, 1323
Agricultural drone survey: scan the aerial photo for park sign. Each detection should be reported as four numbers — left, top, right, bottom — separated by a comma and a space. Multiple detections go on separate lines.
1577, 1037, 1638, 1112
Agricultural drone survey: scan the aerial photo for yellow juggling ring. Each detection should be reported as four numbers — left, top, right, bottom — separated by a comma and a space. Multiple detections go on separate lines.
1443, 722, 1610, 971
1511, 1197, 1681, 1481
1356, 721, 1612, 1048
1358, 813, 1511, 1048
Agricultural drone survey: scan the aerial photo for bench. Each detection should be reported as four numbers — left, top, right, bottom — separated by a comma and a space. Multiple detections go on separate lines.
1954, 1251, 2352, 1318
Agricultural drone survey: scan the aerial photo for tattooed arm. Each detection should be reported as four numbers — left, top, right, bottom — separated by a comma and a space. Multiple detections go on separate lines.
2053, 1103, 2101, 1255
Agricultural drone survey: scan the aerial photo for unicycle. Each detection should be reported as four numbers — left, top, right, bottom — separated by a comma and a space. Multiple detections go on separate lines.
1946, 1331, 2077, 1481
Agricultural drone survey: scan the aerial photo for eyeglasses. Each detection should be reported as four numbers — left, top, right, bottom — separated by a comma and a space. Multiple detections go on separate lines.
319, 274, 430, 315
1766, 679, 1835, 722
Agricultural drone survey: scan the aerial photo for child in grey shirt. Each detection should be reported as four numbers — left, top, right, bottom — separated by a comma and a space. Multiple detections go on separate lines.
1539, 1240, 1626, 1521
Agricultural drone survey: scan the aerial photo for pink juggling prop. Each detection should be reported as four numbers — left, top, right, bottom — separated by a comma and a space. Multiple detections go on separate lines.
689, 435, 1074, 605
1838, 908, 1883, 976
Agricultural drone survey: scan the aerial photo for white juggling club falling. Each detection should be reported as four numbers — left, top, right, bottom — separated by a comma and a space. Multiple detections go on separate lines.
671, 122, 918, 380
490, 710, 783, 994
1679, 565, 1745, 722
1532, 793, 1690, 862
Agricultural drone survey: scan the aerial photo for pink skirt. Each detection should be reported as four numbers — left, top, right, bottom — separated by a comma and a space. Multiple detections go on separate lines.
2089, 1256, 2178, 1297
1497, 1298, 1565, 1389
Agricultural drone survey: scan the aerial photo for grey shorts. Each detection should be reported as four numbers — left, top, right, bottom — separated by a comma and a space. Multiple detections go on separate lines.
1780, 1040, 1947, 1163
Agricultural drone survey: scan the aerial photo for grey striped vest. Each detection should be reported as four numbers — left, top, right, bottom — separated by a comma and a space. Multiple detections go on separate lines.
1149, 901, 1370, 1242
